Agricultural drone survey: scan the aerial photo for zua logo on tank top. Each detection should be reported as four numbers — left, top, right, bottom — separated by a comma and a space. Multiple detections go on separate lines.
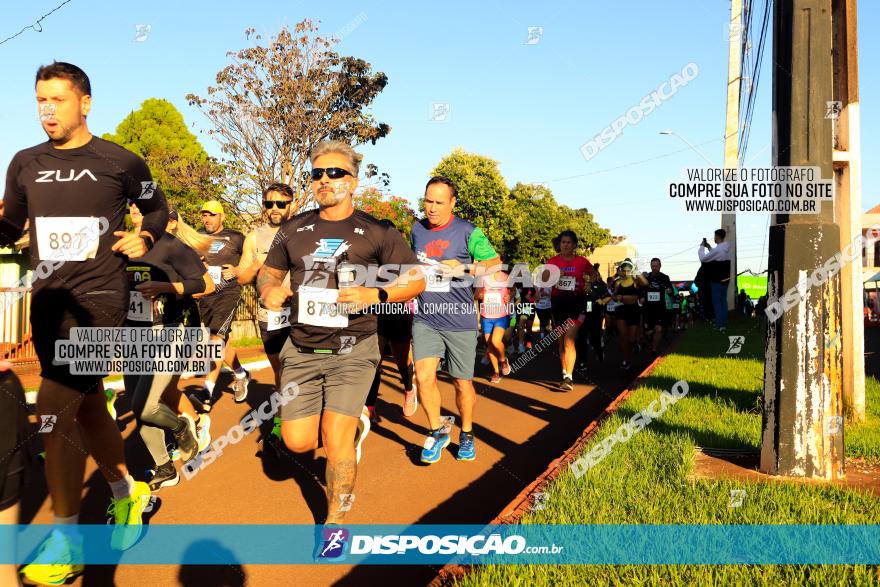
34, 169, 98, 183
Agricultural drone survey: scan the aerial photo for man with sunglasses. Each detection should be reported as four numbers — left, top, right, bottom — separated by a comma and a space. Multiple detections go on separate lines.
237, 183, 295, 393
258, 140, 424, 524
191, 200, 249, 410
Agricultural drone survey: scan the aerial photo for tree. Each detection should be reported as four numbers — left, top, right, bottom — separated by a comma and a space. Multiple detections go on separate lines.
556, 206, 612, 254
507, 182, 564, 265
353, 187, 417, 241
186, 20, 391, 215
430, 149, 517, 260
102, 98, 227, 228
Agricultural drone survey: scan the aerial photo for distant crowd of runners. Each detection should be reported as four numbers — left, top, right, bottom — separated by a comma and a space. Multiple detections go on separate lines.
0, 62, 702, 584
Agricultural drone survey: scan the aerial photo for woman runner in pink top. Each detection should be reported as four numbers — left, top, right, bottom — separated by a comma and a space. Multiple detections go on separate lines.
477, 269, 512, 383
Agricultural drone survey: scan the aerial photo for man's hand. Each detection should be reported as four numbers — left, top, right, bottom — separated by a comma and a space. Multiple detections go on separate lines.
262, 286, 293, 311
337, 287, 380, 313
112, 231, 149, 258
221, 264, 238, 281
136, 281, 173, 298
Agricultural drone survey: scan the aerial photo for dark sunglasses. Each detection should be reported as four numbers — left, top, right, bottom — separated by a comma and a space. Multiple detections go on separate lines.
311, 167, 353, 181
263, 200, 291, 209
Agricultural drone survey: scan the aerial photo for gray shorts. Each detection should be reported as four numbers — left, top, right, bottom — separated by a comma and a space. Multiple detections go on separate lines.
411, 320, 477, 381
278, 334, 380, 420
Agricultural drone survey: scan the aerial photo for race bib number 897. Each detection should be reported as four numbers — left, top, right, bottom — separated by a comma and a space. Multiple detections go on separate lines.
35, 217, 101, 261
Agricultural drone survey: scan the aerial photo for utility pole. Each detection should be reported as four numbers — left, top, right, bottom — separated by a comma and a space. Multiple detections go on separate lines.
761, 0, 844, 479
831, 0, 865, 422
722, 0, 742, 311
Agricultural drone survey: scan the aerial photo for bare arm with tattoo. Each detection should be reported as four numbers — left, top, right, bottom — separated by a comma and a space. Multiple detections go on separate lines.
257, 265, 292, 311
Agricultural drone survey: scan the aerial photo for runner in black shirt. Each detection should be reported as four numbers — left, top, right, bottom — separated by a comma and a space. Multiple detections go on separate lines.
0, 62, 162, 585
126, 203, 214, 491
190, 200, 249, 411
641, 258, 675, 358
259, 140, 424, 524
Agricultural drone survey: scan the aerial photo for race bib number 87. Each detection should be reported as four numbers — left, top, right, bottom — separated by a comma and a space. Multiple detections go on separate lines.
298, 288, 349, 328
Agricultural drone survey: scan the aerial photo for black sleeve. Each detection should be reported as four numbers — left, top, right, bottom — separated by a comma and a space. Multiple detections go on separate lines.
171, 239, 208, 296
123, 153, 168, 244
264, 227, 291, 272
0, 155, 27, 245
379, 226, 419, 268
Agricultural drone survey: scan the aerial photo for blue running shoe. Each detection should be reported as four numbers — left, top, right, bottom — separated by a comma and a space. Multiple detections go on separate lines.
420, 429, 450, 464
456, 431, 476, 461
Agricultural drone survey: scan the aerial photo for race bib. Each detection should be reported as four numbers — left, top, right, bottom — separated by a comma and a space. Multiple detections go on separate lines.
266, 307, 291, 331
586, 301, 593, 313
557, 276, 576, 291
298, 288, 349, 328
35, 217, 100, 261
484, 291, 503, 307
208, 266, 222, 285
424, 265, 452, 292
128, 291, 153, 322
673, 303, 681, 309
606, 301, 621, 312
648, 292, 661, 302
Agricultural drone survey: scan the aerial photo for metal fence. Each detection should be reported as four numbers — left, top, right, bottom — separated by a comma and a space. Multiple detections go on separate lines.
0, 287, 35, 363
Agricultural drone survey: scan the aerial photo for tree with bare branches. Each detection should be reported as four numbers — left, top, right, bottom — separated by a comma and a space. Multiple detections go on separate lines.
186, 19, 391, 217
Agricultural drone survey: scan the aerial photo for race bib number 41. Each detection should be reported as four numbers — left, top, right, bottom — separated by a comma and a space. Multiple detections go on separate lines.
35, 217, 100, 261
298, 288, 349, 328
128, 291, 153, 322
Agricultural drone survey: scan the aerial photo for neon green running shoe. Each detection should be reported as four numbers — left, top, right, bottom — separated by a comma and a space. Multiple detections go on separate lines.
105, 388, 117, 420
19, 529, 84, 586
271, 416, 281, 440
108, 481, 151, 551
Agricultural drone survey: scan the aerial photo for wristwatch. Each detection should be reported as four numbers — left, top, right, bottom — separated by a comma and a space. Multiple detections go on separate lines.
377, 288, 389, 303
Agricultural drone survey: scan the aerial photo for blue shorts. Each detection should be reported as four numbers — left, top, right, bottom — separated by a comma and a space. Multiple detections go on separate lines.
480, 315, 512, 335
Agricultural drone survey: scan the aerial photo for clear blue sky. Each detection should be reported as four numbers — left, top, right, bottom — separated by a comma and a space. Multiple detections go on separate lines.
2, 0, 878, 279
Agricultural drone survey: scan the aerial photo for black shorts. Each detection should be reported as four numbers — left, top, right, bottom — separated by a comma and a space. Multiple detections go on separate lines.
644, 307, 671, 329
259, 322, 289, 355
551, 295, 587, 327
31, 289, 127, 393
0, 370, 31, 510
377, 314, 413, 344
199, 293, 240, 340
614, 304, 641, 326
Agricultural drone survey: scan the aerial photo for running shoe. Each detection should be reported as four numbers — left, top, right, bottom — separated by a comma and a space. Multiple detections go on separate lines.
196, 415, 212, 453
355, 408, 371, 464
526, 341, 533, 350
456, 431, 476, 461
367, 405, 378, 425
518, 342, 526, 354
106, 388, 117, 420
169, 446, 180, 462
489, 373, 501, 384
108, 481, 151, 551
148, 461, 179, 491
232, 369, 251, 403
420, 428, 451, 464
501, 360, 512, 376
19, 529, 84, 586
188, 387, 213, 413
174, 414, 199, 462
271, 416, 282, 440
560, 377, 573, 391
403, 385, 418, 418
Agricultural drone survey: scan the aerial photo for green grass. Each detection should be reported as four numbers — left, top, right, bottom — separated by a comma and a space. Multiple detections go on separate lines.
230, 336, 263, 348
457, 318, 880, 586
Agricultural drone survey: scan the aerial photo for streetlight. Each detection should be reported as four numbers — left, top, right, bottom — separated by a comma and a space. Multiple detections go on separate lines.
659, 130, 717, 167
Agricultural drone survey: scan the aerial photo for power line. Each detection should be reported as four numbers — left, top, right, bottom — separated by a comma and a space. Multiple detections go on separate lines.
0, 0, 73, 47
